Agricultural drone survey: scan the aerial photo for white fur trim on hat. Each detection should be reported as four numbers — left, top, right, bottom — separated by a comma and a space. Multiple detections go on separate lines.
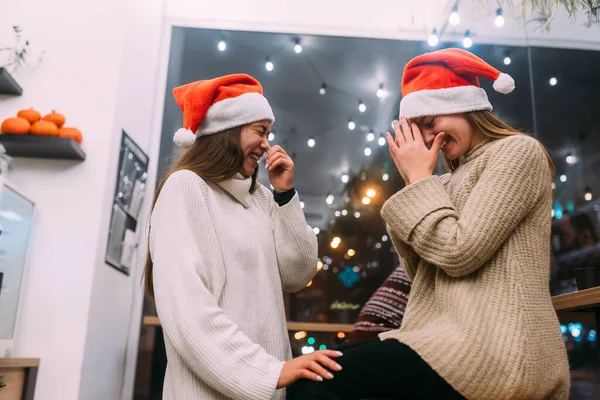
400, 86, 492, 119
173, 128, 197, 148
197, 92, 275, 136
493, 73, 515, 94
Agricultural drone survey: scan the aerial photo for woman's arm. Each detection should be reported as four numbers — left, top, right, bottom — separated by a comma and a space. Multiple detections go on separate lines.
269, 189, 318, 292
386, 226, 420, 281
381, 135, 550, 278
151, 171, 283, 400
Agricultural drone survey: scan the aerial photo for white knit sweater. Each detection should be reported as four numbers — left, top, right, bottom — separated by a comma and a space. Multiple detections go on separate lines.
149, 170, 318, 400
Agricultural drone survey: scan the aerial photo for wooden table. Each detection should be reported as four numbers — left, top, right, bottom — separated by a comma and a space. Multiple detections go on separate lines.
552, 286, 600, 332
0, 358, 39, 400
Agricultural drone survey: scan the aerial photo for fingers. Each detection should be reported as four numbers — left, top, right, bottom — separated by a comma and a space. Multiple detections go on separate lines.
410, 121, 424, 144
267, 153, 293, 171
400, 117, 413, 141
299, 369, 324, 382
392, 120, 405, 146
315, 353, 343, 372
320, 350, 343, 359
267, 145, 288, 159
308, 360, 334, 380
431, 132, 446, 154
385, 132, 397, 152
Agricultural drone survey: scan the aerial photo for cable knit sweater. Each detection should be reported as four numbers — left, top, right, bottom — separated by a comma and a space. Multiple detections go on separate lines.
150, 170, 318, 400
380, 135, 570, 400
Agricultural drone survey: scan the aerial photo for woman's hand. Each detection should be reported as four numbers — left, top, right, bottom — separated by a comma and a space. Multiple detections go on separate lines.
266, 145, 294, 193
386, 117, 445, 184
276, 350, 343, 388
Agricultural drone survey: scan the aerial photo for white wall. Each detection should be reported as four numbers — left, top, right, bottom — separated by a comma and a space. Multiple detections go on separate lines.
163, 0, 600, 50
0, 0, 164, 398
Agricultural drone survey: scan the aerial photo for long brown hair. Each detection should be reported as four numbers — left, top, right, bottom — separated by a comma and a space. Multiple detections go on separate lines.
444, 110, 555, 181
144, 126, 258, 297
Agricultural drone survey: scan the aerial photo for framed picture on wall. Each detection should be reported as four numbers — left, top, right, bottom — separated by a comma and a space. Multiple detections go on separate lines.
105, 131, 149, 275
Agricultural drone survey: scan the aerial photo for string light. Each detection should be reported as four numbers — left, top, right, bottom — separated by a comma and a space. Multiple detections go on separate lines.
378, 135, 386, 146
326, 194, 335, 205
354, 211, 361, 218
449, 5, 460, 25
300, 201, 305, 209
367, 132, 375, 142
348, 120, 356, 130
265, 57, 274, 71
560, 175, 567, 182
294, 331, 307, 340
301, 346, 315, 354
268, 132, 275, 141
307, 137, 316, 147
382, 173, 389, 181
319, 83, 327, 95
341, 210, 348, 216
364, 147, 372, 156
337, 332, 346, 339
382, 235, 389, 242
294, 39, 303, 54
585, 187, 593, 201
366, 189, 376, 198
341, 174, 349, 183
504, 56, 511, 65
358, 101, 367, 113
428, 29, 439, 47
495, 8, 505, 27
317, 260, 323, 271
335, 210, 341, 217
566, 154, 576, 164
362, 196, 371, 205
218, 40, 227, 51
306, 280, 313, 287
462, 30, 473, 49
376, 84, 385, 98
347, 249, 356, 257
549, 77, 558, 86
313, 227, 320, 234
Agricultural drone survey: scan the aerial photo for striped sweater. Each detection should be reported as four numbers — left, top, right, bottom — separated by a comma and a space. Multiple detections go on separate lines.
150, 170, 318, 400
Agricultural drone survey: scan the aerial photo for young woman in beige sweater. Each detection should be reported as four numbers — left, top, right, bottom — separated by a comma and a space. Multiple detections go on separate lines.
289, 49, 570, 400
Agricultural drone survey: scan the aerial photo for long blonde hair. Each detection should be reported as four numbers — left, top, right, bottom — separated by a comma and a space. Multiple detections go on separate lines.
444, 110, 555, 181
143, 126, 258, 297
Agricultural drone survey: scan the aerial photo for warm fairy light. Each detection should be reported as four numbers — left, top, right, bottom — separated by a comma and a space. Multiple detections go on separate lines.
337, 332, 346, 339
362, 196, 371, 205
366, 189, 376, 198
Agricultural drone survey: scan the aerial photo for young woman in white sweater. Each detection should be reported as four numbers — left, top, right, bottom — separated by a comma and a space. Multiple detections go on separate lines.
145, 74, 342, 400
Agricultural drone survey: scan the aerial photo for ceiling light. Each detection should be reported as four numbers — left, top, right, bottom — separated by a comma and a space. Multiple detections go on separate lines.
376, 84, 384, 98
358, 101, 366, 113
364, 147, 372, 156
313, 227, 320, 234
495, 8, 505, 28
366, 189, 376, 198
326, 195, 335, 205
585, 187, 592, 201
300, 201, 305, 209
560, 174, 567, 182
218, 40, 227, 51
462, 30, 472, 49
335, 210, 341, 217
449, 5, 460, 25
362, 197, 371, 205
308, 137, 316, 147
549, 77, 558, 86
503, 56, 511, 65
348, 120, 356, 130
320, 83, 327, 95
354, 211, 361, 218
382, 173, 389, 181
341, 209, 348, 216
566, 154, 576, 164
367, 132, 375, 142
268, 132, 275, 141
378, 135, 386, 146
265, 58, 274, 71
428, 29, 439, 47
341, 174, 349, 183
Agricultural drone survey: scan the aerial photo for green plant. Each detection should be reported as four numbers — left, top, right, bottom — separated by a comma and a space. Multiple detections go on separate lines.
511, 0, 600, 28
0, 25, 30, 72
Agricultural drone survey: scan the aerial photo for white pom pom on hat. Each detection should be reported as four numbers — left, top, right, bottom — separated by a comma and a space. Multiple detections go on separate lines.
173, 128, 196, 148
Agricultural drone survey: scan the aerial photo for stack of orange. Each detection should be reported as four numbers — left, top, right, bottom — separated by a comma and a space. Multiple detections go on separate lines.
1, 107, 83, 144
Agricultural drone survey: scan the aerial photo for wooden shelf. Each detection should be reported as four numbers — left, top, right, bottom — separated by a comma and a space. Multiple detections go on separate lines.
552, 286, 600, 312
0, 67, 23, 96
143, 316, 355, 333
0, 358, 40, 369
0, 134, 85, 161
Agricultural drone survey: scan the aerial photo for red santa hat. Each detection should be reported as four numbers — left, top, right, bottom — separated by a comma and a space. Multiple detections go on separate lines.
172, 74, 275, 148
400, 48, 515, 119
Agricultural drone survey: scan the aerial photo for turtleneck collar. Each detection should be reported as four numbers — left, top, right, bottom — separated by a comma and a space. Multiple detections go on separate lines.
216, 173, 253, 208
459, 138, 495, 164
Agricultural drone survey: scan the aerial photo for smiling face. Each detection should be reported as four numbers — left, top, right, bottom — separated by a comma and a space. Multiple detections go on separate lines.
239, 120, 272, 178
415, 114, 486, 160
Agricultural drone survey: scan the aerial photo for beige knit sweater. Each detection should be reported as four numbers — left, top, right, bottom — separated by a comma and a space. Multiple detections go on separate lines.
380, 135, 570, 400
150, 170, 318, 400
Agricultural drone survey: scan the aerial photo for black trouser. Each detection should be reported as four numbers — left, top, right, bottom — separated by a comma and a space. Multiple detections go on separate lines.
287, 338, 465, 400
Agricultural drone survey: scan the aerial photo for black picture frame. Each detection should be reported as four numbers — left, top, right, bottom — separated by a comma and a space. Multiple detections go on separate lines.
105, 130, 149, 275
